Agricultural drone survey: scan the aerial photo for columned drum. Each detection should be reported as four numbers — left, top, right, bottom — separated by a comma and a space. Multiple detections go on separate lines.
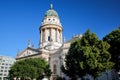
39, 4, 63, 50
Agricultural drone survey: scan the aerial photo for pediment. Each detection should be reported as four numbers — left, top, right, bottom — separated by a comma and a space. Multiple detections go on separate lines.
16, 47, 39, 59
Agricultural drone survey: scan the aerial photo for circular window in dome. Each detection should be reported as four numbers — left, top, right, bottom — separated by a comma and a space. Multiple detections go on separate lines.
53, 19, 55, 21
48, 19, 51, 21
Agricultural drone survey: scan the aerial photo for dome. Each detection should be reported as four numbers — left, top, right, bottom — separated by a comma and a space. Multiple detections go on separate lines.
45, 9, 59, 17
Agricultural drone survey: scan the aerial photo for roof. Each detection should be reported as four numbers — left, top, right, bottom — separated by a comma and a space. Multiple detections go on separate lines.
45, 9, 58, 17
44, 4, 59, 17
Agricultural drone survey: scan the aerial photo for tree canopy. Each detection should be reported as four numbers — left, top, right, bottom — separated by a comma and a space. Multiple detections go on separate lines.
103, 27, 120, 71
62, 29, 114, 80
9, 58, 51, 80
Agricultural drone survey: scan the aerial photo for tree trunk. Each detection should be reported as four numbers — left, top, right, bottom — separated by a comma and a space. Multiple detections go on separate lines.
81, 77, 85, 80
93, 77, 97, 80
71, 76, 77, 80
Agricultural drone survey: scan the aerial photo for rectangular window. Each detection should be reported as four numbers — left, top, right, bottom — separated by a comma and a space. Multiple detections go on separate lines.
48, 36, 50, 41
1, 70, 3, 72
5, 67, 7, 69
2, 60, 5, 62
4, 74, 7, 76
4, 70, 7, 72
1, 66, 4, 69
53, 64, 57, 74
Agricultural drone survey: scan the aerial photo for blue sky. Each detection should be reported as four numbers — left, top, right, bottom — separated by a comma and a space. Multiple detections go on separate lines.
0, 0, 120, 57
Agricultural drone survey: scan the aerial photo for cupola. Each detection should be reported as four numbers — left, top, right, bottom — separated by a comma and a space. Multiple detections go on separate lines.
39, 4, 63, 50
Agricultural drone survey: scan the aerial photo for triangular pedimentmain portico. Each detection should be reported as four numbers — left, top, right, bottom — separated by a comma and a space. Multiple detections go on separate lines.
16, 47, 40, 60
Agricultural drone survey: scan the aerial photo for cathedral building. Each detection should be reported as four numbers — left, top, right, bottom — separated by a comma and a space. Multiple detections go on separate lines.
16, 4, 72, 80
16, 4, 116, 80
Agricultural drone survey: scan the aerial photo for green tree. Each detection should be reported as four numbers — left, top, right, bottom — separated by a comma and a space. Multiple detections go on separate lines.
62, 29, 114, 80
9, 58, 52, 80
103, 27, 120, 72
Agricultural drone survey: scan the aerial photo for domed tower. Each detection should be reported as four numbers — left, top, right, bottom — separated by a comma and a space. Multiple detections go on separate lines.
39, 4, 63, 50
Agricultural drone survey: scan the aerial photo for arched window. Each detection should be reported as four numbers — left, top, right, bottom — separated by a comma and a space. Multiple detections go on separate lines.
48, 36, 50, 41
48, 29, 51, 41
53, 64, 57, 74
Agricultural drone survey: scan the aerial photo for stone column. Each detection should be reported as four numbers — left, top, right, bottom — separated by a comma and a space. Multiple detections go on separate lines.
56, 29, 59, 42
50, 28, 52, 41
42, 29, 44, 42
57, 29, 60, 43
61, 30, 62, 43
56, 28, 58, 42
40, 29, 42, 43
44, 28, 46, 41
59, 30, 62, 43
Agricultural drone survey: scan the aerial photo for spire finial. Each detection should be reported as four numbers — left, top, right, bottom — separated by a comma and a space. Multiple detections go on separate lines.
17, 49, 20, 56
50, 4, 53, 9
63, 37, 66, 43
28, 40, 31, 47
